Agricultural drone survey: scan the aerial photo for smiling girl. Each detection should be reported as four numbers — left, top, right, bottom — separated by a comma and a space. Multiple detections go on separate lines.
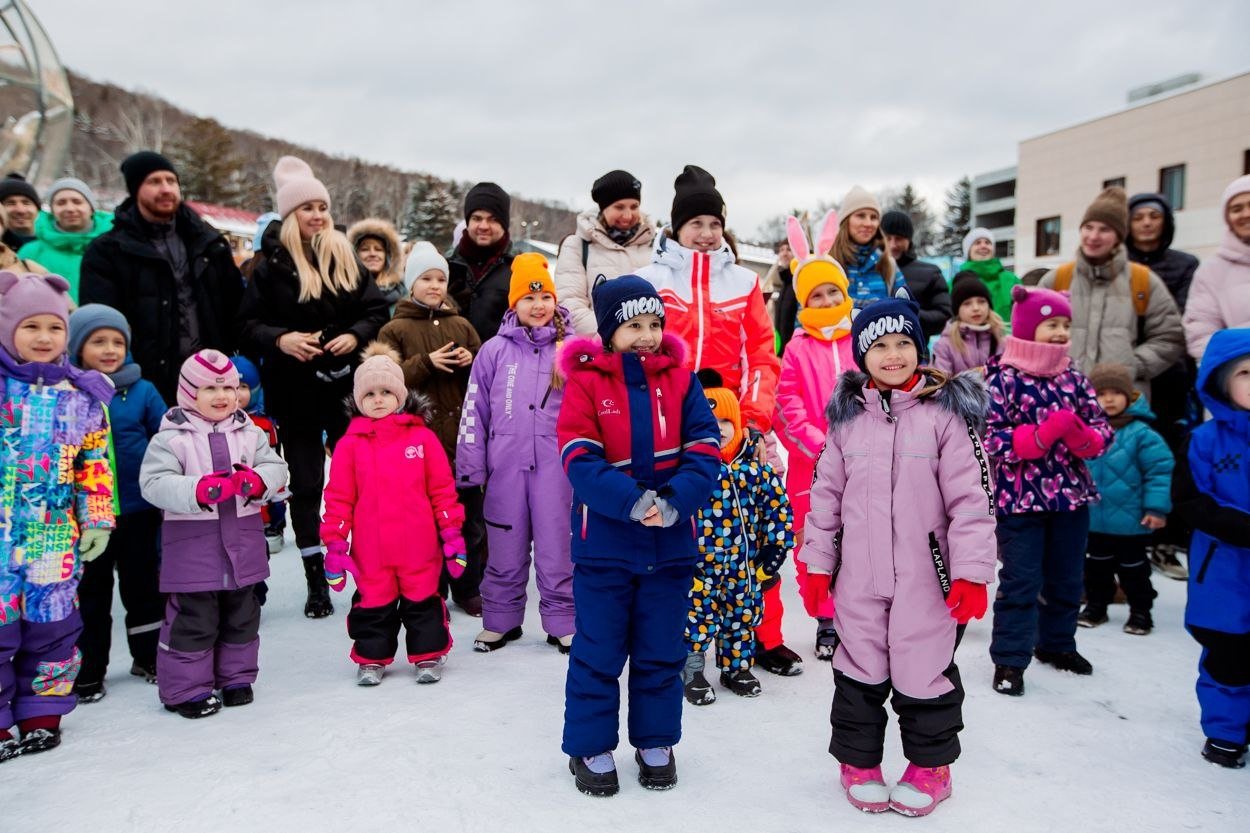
932, 272, 1006, 375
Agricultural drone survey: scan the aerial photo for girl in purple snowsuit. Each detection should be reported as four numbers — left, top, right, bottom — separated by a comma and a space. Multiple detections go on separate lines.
455, 253, 575, 652
802, 288, 996, 817
139, 350, 288, 718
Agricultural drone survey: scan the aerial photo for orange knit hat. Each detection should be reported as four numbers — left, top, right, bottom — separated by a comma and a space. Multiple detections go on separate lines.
508, 252, 557, 308
699, 369, 743, 461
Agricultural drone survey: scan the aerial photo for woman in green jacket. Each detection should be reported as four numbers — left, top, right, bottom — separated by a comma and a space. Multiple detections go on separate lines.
19, 177, 114, 302
958, 226, 1020, 325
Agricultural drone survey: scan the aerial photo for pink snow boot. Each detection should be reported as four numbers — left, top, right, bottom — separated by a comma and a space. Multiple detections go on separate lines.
840, 763, 890, 813
889, 763, 951, 816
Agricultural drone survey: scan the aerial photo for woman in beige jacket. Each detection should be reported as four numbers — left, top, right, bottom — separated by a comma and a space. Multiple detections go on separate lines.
554, 170, 655, 335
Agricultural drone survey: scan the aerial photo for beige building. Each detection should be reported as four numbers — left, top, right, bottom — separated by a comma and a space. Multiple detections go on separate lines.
1014, 71, 1250, 272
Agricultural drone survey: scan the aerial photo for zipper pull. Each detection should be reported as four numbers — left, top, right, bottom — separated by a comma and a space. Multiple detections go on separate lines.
655, 387, 667, 440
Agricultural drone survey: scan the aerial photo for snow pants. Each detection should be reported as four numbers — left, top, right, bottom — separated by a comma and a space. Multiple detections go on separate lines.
685, 546, 760, 670
480, 458, 574, 637
348, 560, 449, 664
77, 509, 163, 687
0, 612, 82, 727
1189, 626, 1250, 747
990, 507, 1089, 669
1084, 532, 1155, 613
562, 562, 693, 757
157, 588, 259, 705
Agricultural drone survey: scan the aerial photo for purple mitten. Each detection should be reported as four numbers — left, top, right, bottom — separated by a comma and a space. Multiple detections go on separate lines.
323, 540, 356, 592
443, 539, 468, 580
195, 472, 237, 507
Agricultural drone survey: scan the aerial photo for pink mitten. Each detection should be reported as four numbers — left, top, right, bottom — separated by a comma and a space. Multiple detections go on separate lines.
945, 580, 988, 624
442, 538, 468, 580
195, 472, 237, 507
323, 540, 356, 593
1062, 416, 1106, 459
231, 464, 265, 502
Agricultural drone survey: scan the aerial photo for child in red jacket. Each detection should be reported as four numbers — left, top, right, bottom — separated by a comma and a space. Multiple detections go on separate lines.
320, 345, 467, 686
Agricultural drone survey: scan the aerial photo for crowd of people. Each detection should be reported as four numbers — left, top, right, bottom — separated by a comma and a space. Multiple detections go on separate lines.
1, 150, 1249, 814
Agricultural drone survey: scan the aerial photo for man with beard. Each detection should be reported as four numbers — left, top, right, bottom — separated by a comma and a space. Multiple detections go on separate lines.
447, 182, 516, 342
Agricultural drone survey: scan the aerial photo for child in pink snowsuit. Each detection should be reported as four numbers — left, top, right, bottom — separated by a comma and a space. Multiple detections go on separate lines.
455, 254, 575, 653
773, 212, 854, 661
802, 287, 996, 817
321, 346, 467, 686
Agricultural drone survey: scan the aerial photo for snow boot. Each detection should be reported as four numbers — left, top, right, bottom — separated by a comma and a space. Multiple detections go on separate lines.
1202, 738, 1247, 769
17, 728, 61, 757
130, 661, 157, 683
454, 595, 483, 617
76, 680, 107, 704
1123, 610, 1153, 635
415, 655, 446, 684
0, 731, 18, 764
719, 667, 762, 698
682, 652, 715, 706
570, 752, 619, 797
222, 685, 253, 707
755, 643, 804, 676
889, 763, 951, 817
357, 664, 385, 686
993, 664, 1025, 696
164, 694, 222, 719
840, 763, 890, 813
473, 626, 523, 652
546, 634, 573, 654
1150, 544, 1188, 580
1077, 605, 1108, 628
635, 747, 677, 790
265, 532, 285, 555
815, 618, 838, 661
1034, 648, 1093, 675
303, 554, 334, 619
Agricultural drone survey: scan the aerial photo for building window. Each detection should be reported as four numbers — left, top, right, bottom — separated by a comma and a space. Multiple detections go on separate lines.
1035, 217, 1061, 257
1159, 164, 1186, 210
1103, 176, 1125, 189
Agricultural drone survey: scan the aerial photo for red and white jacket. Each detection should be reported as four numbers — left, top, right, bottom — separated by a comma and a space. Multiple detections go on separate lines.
637, 237, 780, 432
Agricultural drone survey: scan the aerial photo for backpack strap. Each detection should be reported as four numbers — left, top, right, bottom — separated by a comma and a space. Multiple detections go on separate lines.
1129, 262, 1151, 345
582, 238, 590, 269
1053, 262, 1075, 293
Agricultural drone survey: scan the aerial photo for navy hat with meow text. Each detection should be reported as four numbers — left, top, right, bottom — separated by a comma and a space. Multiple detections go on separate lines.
850, 284, 926, 371
591, 274, 665, 347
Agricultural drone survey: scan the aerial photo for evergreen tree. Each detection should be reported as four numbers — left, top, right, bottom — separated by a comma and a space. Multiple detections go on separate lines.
888, 183, 937, 256
168, 117, 242, 204
938, 176, 972, 258
403, 176, 458, 250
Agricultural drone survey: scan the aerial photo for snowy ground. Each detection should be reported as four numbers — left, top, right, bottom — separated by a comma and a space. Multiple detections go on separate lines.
7, 545, 1248, 832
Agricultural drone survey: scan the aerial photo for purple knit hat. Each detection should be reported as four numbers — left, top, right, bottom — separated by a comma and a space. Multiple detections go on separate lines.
0, 271, 72, 358
177, 349, 239, 411
1010, 284, 1072, 342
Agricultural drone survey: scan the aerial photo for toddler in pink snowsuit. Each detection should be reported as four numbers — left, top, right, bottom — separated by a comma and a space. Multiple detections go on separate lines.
321, 345, 466, 686
802, 287, 996, 817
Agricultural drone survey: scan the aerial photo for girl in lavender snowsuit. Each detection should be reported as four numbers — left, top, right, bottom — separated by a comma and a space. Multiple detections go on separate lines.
802, 287, 996, 817
139, 350, 287, 718
455, 253, 575, 652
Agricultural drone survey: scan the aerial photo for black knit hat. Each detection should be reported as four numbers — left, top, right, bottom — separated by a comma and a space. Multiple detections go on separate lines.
950, 271, 992, 313
120, 151, 179, 198
670, 165, 725, 235
592, 170, 641, 211
464, 181, 510, 228
880, 210, 914, 240
0, 172, 39, 205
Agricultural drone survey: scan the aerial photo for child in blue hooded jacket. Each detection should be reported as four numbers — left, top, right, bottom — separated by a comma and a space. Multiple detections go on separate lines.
1173, 328, 1250, 769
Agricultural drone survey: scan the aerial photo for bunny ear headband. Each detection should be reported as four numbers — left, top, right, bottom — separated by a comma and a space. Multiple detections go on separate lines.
786, 210, 840, 269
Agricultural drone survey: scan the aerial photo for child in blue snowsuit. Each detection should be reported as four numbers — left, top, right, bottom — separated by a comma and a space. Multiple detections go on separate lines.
1173, 328, 1250, 769
556, 276, 720, 796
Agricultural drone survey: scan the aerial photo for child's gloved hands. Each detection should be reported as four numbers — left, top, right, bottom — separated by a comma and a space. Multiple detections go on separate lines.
78, 528, 111, 562
649, 496, 681, 528
945, 579, 988, 624
231, 464, 265, 503
1012, 410, 1080, 460
630, 489, 658, 522
754, 545, 788, 587
195, 472, 237, 507
443, 537, 468, 579
802, 570, 832, 612
323, 540, 356, 592
1060, 415, 1106, 459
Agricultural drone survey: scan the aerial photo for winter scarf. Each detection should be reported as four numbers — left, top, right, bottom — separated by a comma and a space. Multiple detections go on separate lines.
0, 347, 114, 404
606, 225, 640, 246
999, 335, 1071, 378
845, 244, 889, 307
456, 232, 512, 284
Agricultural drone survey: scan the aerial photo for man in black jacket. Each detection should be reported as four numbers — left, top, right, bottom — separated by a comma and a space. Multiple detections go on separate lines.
881, 210, 950, 341
447, 182, 515, 342
80, 152, 244, 402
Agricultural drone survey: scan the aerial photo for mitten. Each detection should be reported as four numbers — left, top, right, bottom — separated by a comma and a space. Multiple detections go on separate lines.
195, 472, 237, 507
754, 544, 788, 585
231, 464, 266, 502
323, 540, 355, 592
443, 539, 468, 579
801, 570, 832, 613
945, 579, 988, 624
1061, 416, 1106, 459
78, 528, 111, 562
1011, 410, 1078, 459
651, 496, 681, 528
629, 489, 658, 522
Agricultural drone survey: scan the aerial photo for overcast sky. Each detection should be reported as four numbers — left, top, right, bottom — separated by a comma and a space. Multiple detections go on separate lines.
29, 0, 1250, 236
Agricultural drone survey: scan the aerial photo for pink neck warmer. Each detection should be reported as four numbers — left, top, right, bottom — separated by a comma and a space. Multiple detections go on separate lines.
1000, 336, 1071, 377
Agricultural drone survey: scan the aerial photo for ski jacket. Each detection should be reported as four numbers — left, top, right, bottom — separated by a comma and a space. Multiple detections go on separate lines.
1183, 230, 1250, 362
18, 210, 114, 301
636, 236, 779, 432
555, 209, 656, 335
931, 322, 1002, 376
1086, 394, 1173, 536
557, 334, 720, 571
107, 370, 167, 515
774, 330, 856, 466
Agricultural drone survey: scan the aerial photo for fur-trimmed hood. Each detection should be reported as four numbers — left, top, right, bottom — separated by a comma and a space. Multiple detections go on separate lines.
344, 387, 433, 422
559, 332, 688, 380
826, 369, 988, 434
347, 218, 403, 289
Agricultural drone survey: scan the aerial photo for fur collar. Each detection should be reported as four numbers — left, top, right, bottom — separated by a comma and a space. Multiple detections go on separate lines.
346, 388, 433, 422
826, 369, 988, 434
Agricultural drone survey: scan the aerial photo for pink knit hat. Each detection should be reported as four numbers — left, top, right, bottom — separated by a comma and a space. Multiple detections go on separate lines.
353, 343, 407, 413
0, 271, 72, 358
1010, 284, 1072, 342
177, 349, 240, 411
274, 156, 331, 219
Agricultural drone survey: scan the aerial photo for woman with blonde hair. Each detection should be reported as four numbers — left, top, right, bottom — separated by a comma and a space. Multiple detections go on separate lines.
830, 186, 896, 309
237, 156, 390, 620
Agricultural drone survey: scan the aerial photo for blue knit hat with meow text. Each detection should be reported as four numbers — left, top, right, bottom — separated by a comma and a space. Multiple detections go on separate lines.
850, 285, 926, 371
591, 274, 665, 346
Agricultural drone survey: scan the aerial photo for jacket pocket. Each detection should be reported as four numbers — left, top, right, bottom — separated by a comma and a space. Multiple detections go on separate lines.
1195, 540, 1217, 584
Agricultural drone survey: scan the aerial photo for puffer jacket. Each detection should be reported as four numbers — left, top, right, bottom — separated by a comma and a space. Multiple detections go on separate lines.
931, 322, 1002, 375
1183, 230, 1250, 362
556, 333, 720, 571
1039, 247, 1184, 396
1174, 328, 1250, 633
555, 209, 656, 335
1126, 192, 1199, 312
346, 218, 406, 307
801, 370, 997, 698
18, 210, 115, 300
105, 366, 167, 514
637, 236, 780, 432
1086, 394, 1173, 536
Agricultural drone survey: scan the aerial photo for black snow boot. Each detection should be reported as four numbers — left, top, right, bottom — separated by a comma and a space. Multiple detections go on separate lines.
164, 694, 222, 719
719, 667, 762, 697
1202, 738, 1247, 769
635, 748, 677, 790
682, 652, 715, 706
303, 554, 334, 619
0, 733, 18, 763
993, 664, 1025, 696
1123, 610, 1153, 636
1033, 648, 1093, 675
17, 728, 60, 757
755, 643, 804, 676
569, 754, 619, 797
222, 685, 254, 707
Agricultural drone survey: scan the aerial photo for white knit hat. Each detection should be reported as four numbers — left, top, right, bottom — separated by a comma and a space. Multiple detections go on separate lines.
962, 227, 995, 260
403, 241, 450, 292
274, 156, 331, 219
839, 185, 880, 218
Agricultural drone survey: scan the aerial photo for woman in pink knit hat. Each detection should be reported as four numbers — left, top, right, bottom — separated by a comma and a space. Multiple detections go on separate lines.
237, 157, 390, 620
